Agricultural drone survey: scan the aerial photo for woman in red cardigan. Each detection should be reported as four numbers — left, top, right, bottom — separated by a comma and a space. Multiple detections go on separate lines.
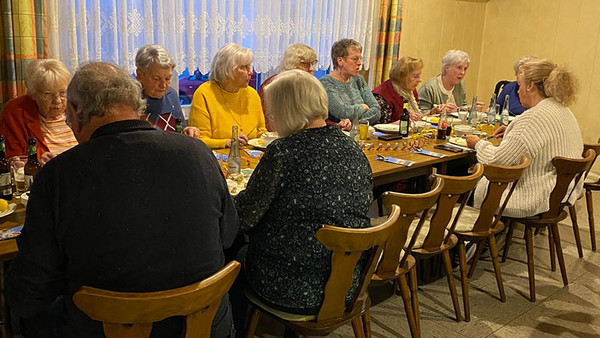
0, 59, 76, 164
373, 56, 440, 124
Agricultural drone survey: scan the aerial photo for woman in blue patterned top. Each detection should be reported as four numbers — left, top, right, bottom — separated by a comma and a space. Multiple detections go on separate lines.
234, 69, 373, 315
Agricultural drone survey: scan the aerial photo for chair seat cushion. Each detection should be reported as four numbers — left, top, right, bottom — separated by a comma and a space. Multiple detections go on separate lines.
245, 289, 316, 322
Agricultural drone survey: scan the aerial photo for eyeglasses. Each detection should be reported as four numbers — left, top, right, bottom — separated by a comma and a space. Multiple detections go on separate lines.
42, 90, 67, 101
345, 56, 362, 64
300, 60, 318, 69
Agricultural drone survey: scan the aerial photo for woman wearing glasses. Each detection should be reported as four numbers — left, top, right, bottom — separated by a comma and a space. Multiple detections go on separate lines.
0, 59, 77, 164
320, 39, 381, 126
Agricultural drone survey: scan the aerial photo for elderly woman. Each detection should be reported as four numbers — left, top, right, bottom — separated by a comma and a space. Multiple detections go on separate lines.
258, 43, 351, 131
135, 44, 199, 137
418, 49, 482, 113
495, 56, 538, 115
320, 39, 380, 125
234, 69, 372, 315
0, 59, 77, 164
373, 56, 428, 123
190, 43, 265, 149
465, 59, 583, 217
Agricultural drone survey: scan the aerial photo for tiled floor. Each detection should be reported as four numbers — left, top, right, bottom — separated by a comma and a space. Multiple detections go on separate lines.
253, 199, 600, 337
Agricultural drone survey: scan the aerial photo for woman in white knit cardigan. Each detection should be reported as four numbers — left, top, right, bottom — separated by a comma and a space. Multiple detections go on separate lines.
465, 59, 583, 218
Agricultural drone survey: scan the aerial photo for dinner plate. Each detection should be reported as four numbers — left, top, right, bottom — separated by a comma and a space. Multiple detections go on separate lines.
373, 123, 399, 134
448, 137, 468, 147
226, 168, 254, 195
425, 116, 461, 124
450, 111, 515, 121
248, 138, 267, 150
0, 203, 17, 219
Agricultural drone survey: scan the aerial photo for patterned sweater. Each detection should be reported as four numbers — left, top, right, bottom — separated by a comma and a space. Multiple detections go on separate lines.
473, 98, 583, 217
320, 75, 381, 125
234, 125, 372, 314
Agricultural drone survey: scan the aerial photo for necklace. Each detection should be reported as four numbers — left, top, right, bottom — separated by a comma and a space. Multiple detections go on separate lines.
217, 82, 243, 130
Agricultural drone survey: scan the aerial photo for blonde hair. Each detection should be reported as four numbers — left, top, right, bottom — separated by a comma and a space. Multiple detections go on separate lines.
264, 69, 328, 137
520, 59, 578, 106
389, 57, 424, 87
279, 43, 317, 72
513, 56, 537, 75
441, 50, 470, 75
25, 59, 71, 97
209, 43, 254, 84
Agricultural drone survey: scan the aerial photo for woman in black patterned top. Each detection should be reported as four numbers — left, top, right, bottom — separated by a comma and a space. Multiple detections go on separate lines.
234, 69, 372, 315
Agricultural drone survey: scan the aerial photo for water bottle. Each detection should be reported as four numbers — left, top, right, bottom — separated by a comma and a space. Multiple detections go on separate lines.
468, 96, 478, 126
501, 95, 510, 126
487, 95, 496, 125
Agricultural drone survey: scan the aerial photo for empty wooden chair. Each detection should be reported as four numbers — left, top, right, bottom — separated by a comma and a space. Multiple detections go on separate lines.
73, 260, 241, 338
502, 150, 595, 302
245, 205, 401, 338
567, 138, 600, 257
372, 177, 444, 337
411, 164, 484, 323
452, 156, 530, 320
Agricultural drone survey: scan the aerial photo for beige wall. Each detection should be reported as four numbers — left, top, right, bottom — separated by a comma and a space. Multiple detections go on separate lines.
400, 0, 600, 172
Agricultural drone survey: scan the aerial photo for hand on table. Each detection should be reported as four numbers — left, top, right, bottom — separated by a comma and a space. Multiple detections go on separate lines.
182, 126, 200, 138
464, 135, 481, 149
493, 126, 507, 139
40, 152, 57, 166
435, 103, 458, 113
338, 119, 352, 131
225, 134, 249, 148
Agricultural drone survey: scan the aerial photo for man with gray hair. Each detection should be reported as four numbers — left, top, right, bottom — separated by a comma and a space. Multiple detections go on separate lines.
6, 62, 237, 336
136, 44, 200, 137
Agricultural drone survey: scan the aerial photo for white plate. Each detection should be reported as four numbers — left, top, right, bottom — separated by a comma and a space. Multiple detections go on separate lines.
450, 111, 515, 121
448, 137, 467, 147
0, 203, 17, 218
425, 116, 461, 124
373, 124, 399, 134
248, 138, 267, 150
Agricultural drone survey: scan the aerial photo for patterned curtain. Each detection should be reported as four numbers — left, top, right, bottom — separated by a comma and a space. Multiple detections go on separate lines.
46, 0, 377, 75
0, 0, 48, 108
372, 0, 402, 87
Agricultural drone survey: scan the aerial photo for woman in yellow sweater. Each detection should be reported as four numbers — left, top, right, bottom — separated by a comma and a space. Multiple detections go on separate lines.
190, 43, 265, 149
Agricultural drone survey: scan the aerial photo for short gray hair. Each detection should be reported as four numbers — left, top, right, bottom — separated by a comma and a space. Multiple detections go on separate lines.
441, 50, 470, 75
331, 39, 362, 69
135, 44, 176, 71
25, 59, 71, 97
513, 56, 537, 75
67, 62, 146, 125
279, 43, 317, 72
264, 69, 328, 137
209, 43, 254, 84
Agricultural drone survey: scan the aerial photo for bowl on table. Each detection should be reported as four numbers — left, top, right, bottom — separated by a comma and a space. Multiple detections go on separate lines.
411, 121, 431, 133
454, 125, 474, 137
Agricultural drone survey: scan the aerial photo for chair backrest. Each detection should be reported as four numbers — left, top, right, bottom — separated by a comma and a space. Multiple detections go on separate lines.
422, 163, 484, 250
582, 138, 600, 178
73, 260, 241, 338
494, 80, 511, 97
315, 205, 400, 321
471, 156, 531, 233
375, 177, 444, 277
543, 149, 596, 219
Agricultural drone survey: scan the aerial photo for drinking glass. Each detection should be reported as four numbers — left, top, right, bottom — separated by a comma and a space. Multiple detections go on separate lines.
9, 156, 27, 196
457, 109, 468, 125
359, 120, 369, 140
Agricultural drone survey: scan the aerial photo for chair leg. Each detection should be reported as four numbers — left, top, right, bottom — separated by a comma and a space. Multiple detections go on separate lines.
488, 234, 506, 302
457, 240, 470, 322
246, 307, 261, 338
467, 240, 485, 278
502, 219, 515, 263
362, 307, 372, 338
408, 266, 421, 336
524, 225, 536, 302
351, 316, 366, 338
442, 250, 462, 322
398, 274, 419, 338
568, 205, 584, 258
586, 189, 596, 251
551, 223, 569, 286
548, 226, 556, 272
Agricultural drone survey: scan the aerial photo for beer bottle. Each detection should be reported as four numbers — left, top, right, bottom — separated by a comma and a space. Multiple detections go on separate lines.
0, 136, 11, 200
227, 126, 241, 175
175, 118, 183, 133
399, 102, 410, 138
24, 139, 41, 191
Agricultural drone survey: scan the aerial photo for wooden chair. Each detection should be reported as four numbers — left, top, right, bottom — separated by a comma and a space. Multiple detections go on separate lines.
73, 260, 241, 338
502, 150, 595, 302
452, 156, 530, 320
410, 164, 484, 323
567, 138, 600, 257
245, 205, 401, 338
372, 177, 444, 337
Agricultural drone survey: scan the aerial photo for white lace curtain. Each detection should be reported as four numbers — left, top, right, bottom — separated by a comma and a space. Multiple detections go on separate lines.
47, 0, 376, 75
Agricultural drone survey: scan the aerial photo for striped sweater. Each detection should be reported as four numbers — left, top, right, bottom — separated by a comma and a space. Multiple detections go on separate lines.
473, 98, 583, 218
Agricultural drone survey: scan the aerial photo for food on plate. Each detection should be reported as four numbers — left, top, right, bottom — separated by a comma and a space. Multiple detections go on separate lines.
0, 199, 8, 212
449, 137, 467, 147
